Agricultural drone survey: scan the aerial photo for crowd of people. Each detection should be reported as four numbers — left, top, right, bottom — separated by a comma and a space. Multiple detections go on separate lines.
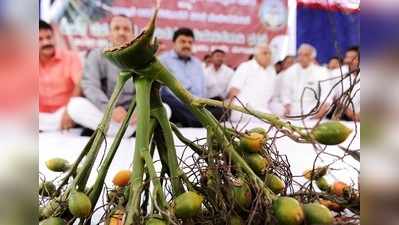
39, 15, 360, 137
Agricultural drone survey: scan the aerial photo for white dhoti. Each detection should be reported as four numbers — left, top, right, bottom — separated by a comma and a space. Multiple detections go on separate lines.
39, 107, 66, 131
67, 97, 171, 138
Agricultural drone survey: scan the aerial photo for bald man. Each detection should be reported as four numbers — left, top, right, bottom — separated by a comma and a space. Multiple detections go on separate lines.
226, 43, 277, 122
280, 43, 331, 119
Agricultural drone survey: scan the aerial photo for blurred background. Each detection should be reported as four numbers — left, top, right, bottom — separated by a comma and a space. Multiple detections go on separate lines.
0, 0, 398, 224
37, 0, 360, 68
0, 0, 37, 225
361, 1, 399, 225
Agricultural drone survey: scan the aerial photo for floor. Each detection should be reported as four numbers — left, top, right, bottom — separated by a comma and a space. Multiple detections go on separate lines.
39, 120, 360, 224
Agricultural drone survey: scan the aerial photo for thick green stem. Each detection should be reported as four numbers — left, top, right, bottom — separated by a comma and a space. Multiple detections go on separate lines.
192, 97, 310, 138
125, 78, 153, 225
141, 139, 157, 216
89, 98, 136, 206
51, 72, 130, 224
138, 60, 276, 202
150, 84, 185, 196
153, 129, 169, 171
73, 72, 132, 191
141, 134, 168, 211
139, 118, 158, 216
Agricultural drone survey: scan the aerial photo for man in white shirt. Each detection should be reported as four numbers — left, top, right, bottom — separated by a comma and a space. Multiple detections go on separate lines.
204, 49, 234, 99
226, 43, 277, 122
330, 46, 360, 121
280, 43, 332, 119
282, 55, 295, 71
269, 55, 297, 116
202, 54, 212, 71
327, 56, 341, 71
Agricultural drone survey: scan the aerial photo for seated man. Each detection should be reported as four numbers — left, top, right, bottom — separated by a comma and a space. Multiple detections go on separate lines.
330, 46, 360, 121
204, 49, 234, 100
67, 15, 138, 137
274, 60, 284, 74
202, 54, 212, 70
327, 56, 342, 71
204, 49, 234, 120
39, 20, 82, 131
226, 43, 277, 122
281, 55, 295, 72
159, 27, 206, 127
280, 43, 332, 119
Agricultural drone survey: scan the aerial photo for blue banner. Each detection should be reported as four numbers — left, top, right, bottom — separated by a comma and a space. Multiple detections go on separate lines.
297, 3, 360, 64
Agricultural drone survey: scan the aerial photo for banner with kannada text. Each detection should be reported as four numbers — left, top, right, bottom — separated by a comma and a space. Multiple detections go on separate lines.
57, 0, 293, 67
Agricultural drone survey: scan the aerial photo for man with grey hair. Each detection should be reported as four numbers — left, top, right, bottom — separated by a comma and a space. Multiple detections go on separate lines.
226, 43, 277, 122
279, 43, 332, 119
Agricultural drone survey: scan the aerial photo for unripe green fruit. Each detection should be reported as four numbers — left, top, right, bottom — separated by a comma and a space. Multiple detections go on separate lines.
230, 178, 252, 209
272, 197, 304, 225
173, 191, 203, 218
303, 203, 333, 225
45, 158, 70, 172
312, 121, 352, 145
265, 174, 285, 194
244, 153, 269, 175
39, 181, 56, 197
145, 217, 167, 225
316, 177, 330, 192
68, 191, 92, 218
40, 217, 66, 225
